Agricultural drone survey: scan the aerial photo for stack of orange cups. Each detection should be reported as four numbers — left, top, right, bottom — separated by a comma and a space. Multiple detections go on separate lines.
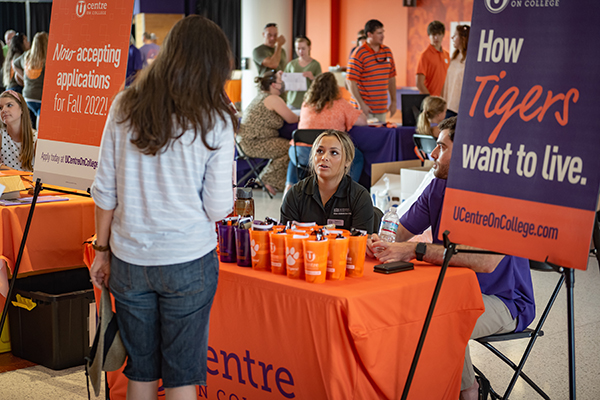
346, 234, 368, 278
326, 230, 350, 280
284, 232, 309, 279
303, 237, 329, 284
249, 222, 273, 271
269, 231, 288, 275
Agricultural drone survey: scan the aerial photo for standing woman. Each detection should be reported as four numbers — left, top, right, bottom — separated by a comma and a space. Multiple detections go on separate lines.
89, 16, 236, 400
2, 32, 29, 94
284, 36, 322, 110
13, 32, 48, 127
0, 90, 37, 171
442, 25, 470, 117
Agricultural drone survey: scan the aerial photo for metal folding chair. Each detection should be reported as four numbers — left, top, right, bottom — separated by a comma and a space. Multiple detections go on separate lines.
292, 129, 324, 182
473, 261, 566, 400
234, 136, 273, 199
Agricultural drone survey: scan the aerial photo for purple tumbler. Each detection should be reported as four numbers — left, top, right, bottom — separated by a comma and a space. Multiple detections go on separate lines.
235, 227, 252, 267
218, 224, 236, 263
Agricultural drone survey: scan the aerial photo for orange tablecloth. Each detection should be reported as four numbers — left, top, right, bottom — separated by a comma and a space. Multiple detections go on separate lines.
0, 193, 95, 312
1, 194, 95, 276
84, 246, 484, 400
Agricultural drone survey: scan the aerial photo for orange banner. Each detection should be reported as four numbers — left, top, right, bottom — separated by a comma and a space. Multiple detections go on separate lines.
34, 0, 134, 190
440, 188, 595, 270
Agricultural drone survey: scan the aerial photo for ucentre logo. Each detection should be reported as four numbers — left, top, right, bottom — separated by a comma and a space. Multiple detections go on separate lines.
75, 0, 86, 17
484, 0, 510, 13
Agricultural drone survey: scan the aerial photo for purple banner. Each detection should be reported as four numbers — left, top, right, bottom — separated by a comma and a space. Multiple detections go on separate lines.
448, 0, 600, 211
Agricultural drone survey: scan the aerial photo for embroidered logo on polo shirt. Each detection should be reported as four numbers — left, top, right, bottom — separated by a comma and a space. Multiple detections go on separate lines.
333, 208, 352, 216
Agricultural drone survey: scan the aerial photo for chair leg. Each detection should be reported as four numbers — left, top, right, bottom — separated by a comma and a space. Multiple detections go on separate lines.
475, 271, 564, 400
237, 159, 273, 199
480, 343, 550, 400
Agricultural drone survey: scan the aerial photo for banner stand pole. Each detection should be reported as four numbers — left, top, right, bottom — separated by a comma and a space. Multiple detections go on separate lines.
401, 230, 457, 400
566, 267, 576, 400
0, 178, 43, 336
40, 184, 91, 198
401, 230, 578, 400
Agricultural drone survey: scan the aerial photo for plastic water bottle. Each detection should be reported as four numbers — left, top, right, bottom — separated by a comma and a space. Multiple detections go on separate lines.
379, 205, 399, 243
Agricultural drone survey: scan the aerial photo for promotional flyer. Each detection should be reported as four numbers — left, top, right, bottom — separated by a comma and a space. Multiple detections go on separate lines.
33, 0, 134, 190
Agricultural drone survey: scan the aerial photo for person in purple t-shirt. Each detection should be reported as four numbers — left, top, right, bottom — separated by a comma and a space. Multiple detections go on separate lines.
367, 116, 535, 400
139, 32, 160, 68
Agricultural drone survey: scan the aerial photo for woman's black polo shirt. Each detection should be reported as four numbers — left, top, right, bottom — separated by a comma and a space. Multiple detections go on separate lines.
280, 175, 374, 233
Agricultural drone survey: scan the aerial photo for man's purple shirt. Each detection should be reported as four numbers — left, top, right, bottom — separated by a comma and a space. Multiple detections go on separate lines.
400, 178, 535, 332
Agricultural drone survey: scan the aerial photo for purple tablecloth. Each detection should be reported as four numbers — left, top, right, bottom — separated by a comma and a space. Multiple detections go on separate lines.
236, 123, 418, 187
348, 125, 418, 178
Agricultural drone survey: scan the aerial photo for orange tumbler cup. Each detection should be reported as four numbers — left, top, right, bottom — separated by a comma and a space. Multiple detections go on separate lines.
326, 235, 349, 280
346, 234, 367, 277
303, 238, 329, 284
250, 228, 271, 271
284, 233, 309, 279
269, 231, 288, 275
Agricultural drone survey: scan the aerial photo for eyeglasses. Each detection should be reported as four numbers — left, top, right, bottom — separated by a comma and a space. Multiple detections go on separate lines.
375, 56, 388, 63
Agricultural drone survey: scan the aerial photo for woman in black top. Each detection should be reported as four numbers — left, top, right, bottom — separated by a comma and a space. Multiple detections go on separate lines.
280, 130, 374, 233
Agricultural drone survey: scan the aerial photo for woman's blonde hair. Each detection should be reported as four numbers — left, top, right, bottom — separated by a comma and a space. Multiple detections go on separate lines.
303, 72, 339, 113
416, 96, 446, 137
25, 32, 48, 70
0, 91, 36, 171
308, 129, 355, 180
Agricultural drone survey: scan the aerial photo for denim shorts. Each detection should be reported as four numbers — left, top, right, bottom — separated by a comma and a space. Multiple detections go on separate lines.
109, 250, 219, 388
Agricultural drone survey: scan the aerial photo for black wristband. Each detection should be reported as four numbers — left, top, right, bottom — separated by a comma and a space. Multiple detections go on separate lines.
416, 242, 427, 262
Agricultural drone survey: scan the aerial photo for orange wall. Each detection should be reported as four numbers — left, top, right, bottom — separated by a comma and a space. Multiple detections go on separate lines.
306, 0, 473, 88
306, 0, 333, 68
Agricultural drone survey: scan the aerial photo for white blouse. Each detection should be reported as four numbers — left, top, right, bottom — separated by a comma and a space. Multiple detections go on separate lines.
442, 57, 466, 113
0, 127, 38, 171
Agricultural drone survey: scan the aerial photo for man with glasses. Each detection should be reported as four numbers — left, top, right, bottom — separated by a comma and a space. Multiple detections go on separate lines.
416, 20, 450, 96
346, 19, 397, 123
253, 23, 287, 77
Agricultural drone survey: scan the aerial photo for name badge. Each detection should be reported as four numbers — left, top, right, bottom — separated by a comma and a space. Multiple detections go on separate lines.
327, 219, 345, 227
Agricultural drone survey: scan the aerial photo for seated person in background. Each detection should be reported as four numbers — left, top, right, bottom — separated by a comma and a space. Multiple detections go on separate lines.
238, 70, 298, 195
367, 117, 534, 400
281, 130, 374, 233
284, 36, 322, 110
0, 90, 37, 171
285, 72, 367, 193
416, 95, 447, 139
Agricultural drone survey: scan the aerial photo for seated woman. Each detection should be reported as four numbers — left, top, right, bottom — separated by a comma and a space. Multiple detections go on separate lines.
415, 95, 446, 139
280, 130, 374, 233
286, 72, 367, 193
0, 90, 37, 171
238, 70, 298, 195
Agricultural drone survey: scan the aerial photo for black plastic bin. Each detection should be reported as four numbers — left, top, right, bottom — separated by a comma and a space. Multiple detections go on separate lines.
8, 268, 95, 370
